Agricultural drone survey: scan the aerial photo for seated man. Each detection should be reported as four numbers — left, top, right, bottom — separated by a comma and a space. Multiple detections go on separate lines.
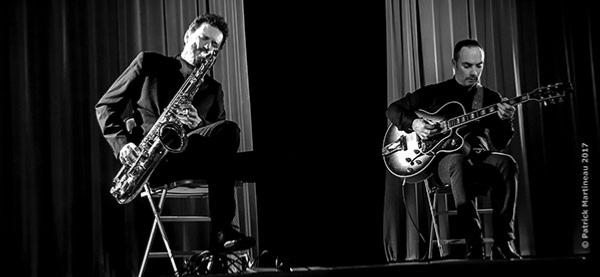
386, 39, 521, 259
95, 13, 255, 252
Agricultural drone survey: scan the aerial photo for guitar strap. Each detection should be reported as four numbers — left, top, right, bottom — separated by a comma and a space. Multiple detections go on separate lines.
471, 83, 484, 110
469, 83, 490, 156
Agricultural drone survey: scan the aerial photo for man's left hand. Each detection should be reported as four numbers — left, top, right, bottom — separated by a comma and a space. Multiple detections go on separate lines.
497, 98, 516, 120
176, 104, 203, 129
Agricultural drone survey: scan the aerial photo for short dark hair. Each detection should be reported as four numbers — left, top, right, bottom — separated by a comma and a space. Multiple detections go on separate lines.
453, 39, 482, 61
187, 14, 229, 49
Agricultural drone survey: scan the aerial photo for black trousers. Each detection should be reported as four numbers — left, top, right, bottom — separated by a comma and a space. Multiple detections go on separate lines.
436, 152, 518, 244
150, 120, 241, 232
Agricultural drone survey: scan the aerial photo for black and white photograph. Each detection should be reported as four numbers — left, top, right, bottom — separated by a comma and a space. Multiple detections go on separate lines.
2, 0, 595, 276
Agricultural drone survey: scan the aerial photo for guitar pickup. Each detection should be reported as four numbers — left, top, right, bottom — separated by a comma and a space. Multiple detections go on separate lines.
382, 135, 408, 156
399, 135, 407, 150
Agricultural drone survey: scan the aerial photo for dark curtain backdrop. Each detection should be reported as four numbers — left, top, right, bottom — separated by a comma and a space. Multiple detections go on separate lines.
243, 1, 389, 267
2, 0, 252, 276
515, 0, 598, 258
383, 0, 597, 262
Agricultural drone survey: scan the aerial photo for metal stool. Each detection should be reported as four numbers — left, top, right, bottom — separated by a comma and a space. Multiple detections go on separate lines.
425, 181, 494, 259
138, 179, 210, 277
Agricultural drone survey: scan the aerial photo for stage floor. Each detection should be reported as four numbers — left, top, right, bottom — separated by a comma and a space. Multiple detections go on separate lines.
142, 255, 590, 276
245, 256, 591, 276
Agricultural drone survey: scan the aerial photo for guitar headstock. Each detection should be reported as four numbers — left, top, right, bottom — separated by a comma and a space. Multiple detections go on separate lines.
529, 82, 573, 106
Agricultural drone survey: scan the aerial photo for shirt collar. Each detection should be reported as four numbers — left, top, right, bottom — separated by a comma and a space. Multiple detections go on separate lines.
177, 55, 194, 76
450, 78, 479, 94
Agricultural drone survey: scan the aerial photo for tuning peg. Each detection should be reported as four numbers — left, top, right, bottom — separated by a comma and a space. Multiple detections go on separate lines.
543, 101, 548, 107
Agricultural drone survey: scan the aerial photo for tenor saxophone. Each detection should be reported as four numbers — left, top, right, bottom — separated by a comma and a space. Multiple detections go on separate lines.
110, 50, 219, 204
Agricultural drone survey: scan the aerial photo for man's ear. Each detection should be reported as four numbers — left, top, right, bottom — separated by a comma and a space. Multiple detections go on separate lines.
183, 30, 191, 44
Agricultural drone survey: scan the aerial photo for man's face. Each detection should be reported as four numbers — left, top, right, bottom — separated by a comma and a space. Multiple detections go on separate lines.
453, 46, 484, 87
183, 22, 224, 65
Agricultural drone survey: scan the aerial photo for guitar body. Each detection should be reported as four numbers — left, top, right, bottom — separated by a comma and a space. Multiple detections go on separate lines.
382, 101, 469, 183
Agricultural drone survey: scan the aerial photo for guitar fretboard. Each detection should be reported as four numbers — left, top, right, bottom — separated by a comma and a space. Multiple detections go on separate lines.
446, 95, 530, 129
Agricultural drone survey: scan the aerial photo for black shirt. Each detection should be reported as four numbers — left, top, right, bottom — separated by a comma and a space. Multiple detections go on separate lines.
386, 78, 514, 152
95, 51, 226, 157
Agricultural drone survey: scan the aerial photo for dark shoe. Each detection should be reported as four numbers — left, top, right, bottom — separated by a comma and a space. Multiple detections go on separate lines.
212, 227, 256, 252
491, 241, 522, 260
466, 242, 485, 259
182, 251, 229, 275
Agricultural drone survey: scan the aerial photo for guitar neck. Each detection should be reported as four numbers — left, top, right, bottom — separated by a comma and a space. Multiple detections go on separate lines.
446, 95, 532, 129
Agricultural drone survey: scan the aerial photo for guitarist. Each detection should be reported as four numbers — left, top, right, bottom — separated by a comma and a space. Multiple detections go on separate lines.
386, 39, 521, 260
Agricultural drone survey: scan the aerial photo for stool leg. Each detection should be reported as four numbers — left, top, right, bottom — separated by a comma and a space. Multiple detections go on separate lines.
138, 191, 160, 277
425, 184, 443, 259
140, 183, 179, 277
428, 205, 435, 259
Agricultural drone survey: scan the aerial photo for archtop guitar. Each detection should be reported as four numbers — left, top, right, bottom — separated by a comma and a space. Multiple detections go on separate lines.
382, 82, 571, 183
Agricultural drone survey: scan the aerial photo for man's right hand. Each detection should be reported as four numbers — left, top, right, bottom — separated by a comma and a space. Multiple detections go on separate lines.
119, 142, 140, 165
412, 118, 440, 139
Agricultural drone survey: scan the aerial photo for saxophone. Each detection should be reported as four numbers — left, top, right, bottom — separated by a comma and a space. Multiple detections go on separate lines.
110, 50, 219, 204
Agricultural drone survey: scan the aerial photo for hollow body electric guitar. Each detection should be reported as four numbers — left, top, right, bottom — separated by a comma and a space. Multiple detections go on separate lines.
382, 83, 571, 183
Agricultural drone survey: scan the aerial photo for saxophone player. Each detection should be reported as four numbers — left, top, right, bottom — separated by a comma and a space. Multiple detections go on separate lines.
95, 14, 255, 252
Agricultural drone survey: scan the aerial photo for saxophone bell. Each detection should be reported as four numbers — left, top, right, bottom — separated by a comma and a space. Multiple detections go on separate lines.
159, 122, 188, 153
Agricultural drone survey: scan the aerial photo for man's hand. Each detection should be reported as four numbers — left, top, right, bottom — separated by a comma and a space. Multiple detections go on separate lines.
176, 104, 203, 129
497, 98, 516, 120
119, 142, 140, 165
412, 118, 440, 139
